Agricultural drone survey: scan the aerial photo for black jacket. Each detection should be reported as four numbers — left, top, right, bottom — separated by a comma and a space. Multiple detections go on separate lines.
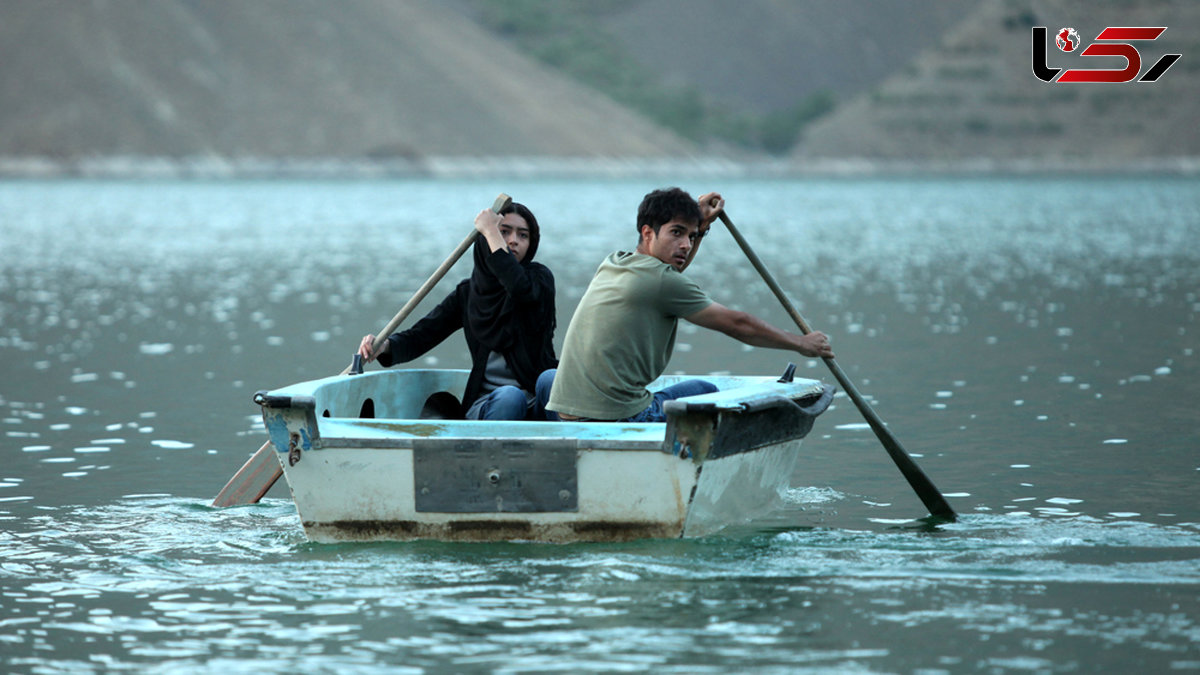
378, 248, 557, 413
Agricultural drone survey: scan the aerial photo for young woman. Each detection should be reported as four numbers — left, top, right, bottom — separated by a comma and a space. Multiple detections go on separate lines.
357, 203, 557, 420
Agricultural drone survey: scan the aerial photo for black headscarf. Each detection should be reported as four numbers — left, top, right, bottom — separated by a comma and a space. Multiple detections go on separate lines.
466, 202, 542, 353
379, 202, 556, 410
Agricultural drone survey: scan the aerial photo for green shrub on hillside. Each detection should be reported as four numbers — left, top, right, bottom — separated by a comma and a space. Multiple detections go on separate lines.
463, 0, 834, 154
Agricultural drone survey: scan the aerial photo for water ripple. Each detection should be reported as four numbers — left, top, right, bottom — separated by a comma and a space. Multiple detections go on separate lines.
2, 177, 1198, 673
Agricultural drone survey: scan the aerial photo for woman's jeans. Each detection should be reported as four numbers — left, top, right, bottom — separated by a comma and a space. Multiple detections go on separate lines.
466, 369, 557, 421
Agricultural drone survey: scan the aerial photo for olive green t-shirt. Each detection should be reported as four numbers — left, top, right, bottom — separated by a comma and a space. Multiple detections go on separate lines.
548, 251, 713, 420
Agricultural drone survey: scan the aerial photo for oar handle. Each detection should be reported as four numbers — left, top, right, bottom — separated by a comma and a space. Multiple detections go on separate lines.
339, 193, 512, 375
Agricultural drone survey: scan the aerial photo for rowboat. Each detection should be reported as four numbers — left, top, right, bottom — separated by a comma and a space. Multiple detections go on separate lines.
253, 365, 834, 543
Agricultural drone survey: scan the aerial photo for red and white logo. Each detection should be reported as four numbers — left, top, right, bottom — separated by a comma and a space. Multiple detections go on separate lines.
1056, 27, 1081, 52
1033, 26, 1181, 83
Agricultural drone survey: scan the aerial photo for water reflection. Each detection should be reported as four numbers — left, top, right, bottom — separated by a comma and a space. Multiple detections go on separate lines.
1, 177, 1198, 672
2, 496, 1197, 672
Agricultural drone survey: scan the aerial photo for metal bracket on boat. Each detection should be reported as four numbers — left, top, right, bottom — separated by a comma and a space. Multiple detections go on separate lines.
412, 438, 578, 513
287, 432, 302, 466
253, 391, 320, 465
665, 410, 718, 462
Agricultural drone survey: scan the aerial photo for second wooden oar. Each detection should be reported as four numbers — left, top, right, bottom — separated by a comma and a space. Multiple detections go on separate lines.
716, 209, 957, 522
211, 193, 513, 507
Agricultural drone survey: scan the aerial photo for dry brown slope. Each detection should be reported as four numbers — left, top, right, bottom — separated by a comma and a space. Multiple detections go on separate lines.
0, 0, 696, 159
599, 0, 973, 114
795, 0, 1200, 163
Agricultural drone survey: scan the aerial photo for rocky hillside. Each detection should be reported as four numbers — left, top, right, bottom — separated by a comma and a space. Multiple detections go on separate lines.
1, 0, 1194, 172
0, 0, 695, 163
795, 0, 1200, 166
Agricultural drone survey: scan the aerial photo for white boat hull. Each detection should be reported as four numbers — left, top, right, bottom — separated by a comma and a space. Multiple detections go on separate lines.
256, 368, 833, 543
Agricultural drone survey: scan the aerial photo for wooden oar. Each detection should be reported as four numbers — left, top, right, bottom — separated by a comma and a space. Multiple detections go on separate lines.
211, 193, 513, 507
715, 208, 958, 522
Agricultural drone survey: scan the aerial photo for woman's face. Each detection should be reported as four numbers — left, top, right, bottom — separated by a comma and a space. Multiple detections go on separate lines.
499, 213, 531, 262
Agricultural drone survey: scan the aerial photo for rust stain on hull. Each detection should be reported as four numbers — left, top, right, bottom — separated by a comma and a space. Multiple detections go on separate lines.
306, 519, 683, 543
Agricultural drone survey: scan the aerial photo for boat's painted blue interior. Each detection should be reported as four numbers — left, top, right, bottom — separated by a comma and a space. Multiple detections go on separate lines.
260, 368, 827, 445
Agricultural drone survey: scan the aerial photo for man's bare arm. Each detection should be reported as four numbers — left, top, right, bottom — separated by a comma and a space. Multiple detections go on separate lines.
685, 302, 834, 358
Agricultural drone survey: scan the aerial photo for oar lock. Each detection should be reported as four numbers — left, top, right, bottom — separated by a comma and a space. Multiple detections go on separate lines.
777, 363, 796, 383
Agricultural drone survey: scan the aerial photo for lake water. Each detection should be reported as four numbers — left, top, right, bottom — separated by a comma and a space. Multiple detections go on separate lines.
1, 175, 1198, 673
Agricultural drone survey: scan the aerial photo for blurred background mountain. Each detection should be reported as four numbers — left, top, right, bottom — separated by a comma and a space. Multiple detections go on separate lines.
2, 0, 1196, 175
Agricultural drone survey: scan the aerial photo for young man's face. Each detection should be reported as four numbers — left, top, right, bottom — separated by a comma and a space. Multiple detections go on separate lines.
639, 218, 699, 271
500, 213, 532, 263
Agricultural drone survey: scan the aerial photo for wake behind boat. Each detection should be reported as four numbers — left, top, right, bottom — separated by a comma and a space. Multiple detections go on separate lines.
253, 366, 834, 543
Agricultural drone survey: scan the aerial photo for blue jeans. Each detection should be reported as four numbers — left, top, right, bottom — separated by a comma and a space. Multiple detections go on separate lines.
545, 377, 718, 423
618, 380, 718, 423
466, 369, 557, 421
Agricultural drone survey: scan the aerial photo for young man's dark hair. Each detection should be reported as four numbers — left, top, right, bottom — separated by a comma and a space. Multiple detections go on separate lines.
636, 187, 702, 237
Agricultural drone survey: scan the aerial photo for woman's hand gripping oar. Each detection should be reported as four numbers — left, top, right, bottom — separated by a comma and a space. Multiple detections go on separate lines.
713, 202, 957, 522
211, 194, 513, 507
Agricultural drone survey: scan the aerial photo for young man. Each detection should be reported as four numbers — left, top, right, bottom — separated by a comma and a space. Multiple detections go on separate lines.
546, 187, 833, 423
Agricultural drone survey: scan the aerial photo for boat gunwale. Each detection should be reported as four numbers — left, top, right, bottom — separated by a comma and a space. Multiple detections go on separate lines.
257, 368, 830, 455
307, 418, 670, 452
